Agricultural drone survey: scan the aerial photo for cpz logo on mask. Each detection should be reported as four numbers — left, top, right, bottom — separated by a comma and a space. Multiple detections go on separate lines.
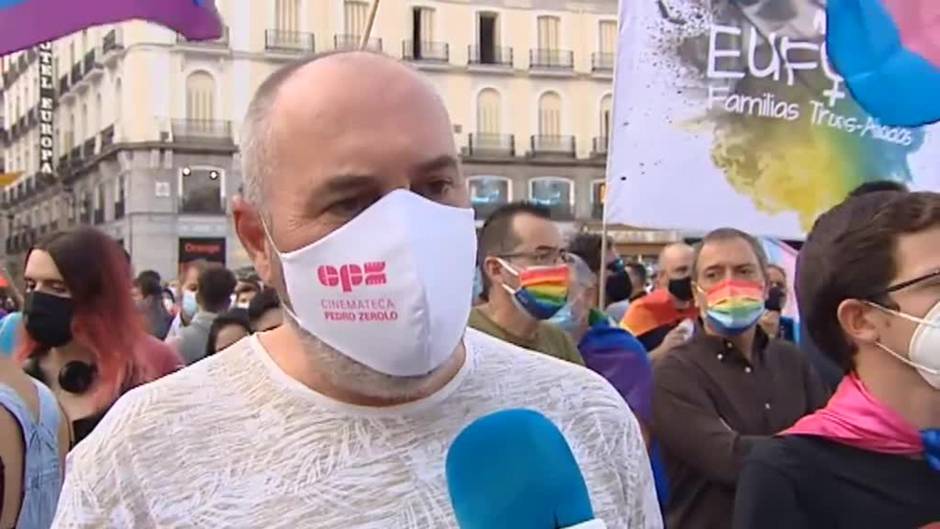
317, 262, 387, 292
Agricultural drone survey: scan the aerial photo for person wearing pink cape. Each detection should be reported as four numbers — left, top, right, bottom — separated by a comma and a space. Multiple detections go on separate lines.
733, 191, 940, 529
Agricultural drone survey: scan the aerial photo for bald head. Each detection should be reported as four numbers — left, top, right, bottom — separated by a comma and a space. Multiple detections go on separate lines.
237, 50, 466, 259
240, 51, 454, 210
657, 243, 694, 287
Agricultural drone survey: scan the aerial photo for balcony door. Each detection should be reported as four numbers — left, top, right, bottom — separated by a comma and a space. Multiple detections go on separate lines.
412, 7, 434, 58
185, 71, 216, 135
537, 16, 560, 51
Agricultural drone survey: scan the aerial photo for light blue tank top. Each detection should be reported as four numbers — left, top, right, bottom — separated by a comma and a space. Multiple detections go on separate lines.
0, 378, 63, 529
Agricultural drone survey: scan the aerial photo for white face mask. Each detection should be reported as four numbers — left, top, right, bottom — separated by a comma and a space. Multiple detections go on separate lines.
266, 189, 477, 377
870, 299, 940, 389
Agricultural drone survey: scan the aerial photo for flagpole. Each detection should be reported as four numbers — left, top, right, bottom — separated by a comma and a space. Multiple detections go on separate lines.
598, 203, 610, 310
360, 0, 381, 50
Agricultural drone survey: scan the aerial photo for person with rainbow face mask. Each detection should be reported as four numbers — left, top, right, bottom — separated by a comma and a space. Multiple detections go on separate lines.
470, 202, 585, 366
650, 228, 829, 529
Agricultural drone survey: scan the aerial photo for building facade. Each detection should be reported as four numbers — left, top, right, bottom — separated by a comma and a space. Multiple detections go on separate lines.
0, 0, 648, 282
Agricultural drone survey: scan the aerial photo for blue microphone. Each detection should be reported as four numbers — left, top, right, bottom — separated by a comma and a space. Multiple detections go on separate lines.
446, 409, 607, 529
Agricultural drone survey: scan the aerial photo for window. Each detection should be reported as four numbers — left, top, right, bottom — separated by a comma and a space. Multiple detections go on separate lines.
591, 179, 606, 220
468, 176, 511, 219
478, 13, 499, 64
599, 20, 617, 54
275, 0, 300, 32
344, 1, 368, 37
538, 91, 561, 137
67, 112, 75, 150
94, 184, 105, 224
529, 177, 574, 220
80, 103, 88, 144
537, 16, 560, 50
79, 190, 91, 224
185, 71, 216, 122
114, 175, 126, 219
412, 7, 434, 48
180, 166, 224, 214
114, 79, 122, 126
95, 92, 102, 136
476, 89, 501, 135
600, 94, 612, 139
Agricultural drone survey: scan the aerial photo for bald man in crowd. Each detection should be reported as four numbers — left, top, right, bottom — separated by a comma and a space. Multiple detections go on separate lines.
622, 243, 699, 359
52, 51, 661, 529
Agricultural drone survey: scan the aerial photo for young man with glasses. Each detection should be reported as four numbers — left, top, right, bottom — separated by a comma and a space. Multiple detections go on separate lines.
471, 202, 585, 365
734, 191, 940, 529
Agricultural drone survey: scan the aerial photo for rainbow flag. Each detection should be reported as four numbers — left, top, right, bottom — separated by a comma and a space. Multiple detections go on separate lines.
0, 0, 222, 55
828, 0, 940, 126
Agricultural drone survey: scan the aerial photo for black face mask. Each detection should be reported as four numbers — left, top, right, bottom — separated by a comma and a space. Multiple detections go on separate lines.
765, 286, 786, 312
605, 265, 633, 304
23, 291, 75, 348
668, 276, 694, 302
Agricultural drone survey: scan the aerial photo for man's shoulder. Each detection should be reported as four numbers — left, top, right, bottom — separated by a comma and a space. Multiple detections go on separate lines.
765, 337, 812, 368
465, 328, 622, 407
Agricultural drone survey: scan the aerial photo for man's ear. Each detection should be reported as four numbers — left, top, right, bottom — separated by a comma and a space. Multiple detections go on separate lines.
482, 256, 505, 292
232, 196, 276, 287
837, 298, 884, 347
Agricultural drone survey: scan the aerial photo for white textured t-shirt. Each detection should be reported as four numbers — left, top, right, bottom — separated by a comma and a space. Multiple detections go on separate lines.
52, 329, 662, 528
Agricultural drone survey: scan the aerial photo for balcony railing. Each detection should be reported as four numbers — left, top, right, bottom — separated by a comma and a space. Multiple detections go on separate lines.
82, 137, 96, 159
530, 135, 576, 157
93, 208, 104, 225
114, 200, 125, 220
177, 26, 229, 46
84, 49, 101, 73
529, 49, 574, 70
592, 136, 609, 156
58, 75, 69, 95
468, 45, 513, 67
402, 41, 449, 62
102, 29, 124, 54
591, 52, 614, 72
70, 62, 83, 85
100, 125, 115, 150
265, 29, 315, 53
467, 133, 515, 157
333, 34, 382, 52
171, 119, 233, 144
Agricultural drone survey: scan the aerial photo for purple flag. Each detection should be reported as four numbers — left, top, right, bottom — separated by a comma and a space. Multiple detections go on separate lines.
0, 0, 222, 56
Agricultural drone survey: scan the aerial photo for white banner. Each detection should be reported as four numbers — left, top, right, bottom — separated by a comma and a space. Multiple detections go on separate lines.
605, 0, 940, 239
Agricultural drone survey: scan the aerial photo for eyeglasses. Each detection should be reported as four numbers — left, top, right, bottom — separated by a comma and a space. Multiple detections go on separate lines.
866, 269, 940, 301
498, 248, 570, 266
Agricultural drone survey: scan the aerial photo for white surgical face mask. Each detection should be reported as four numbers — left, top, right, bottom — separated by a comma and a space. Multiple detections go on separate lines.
266, 189, 477, 377
182, 291, 199, 318
869, 299, 940, 389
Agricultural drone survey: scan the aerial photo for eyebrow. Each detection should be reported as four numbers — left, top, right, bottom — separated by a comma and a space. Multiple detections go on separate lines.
414, 155, 459, 175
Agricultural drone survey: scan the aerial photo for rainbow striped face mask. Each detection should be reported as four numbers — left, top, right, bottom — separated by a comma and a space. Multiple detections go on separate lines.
498, 260, 570, 320
701, 279, 766, 336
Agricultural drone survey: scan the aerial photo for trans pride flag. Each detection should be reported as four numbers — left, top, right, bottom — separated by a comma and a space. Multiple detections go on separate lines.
828, 0, 940, 126
0, 0, 222, 55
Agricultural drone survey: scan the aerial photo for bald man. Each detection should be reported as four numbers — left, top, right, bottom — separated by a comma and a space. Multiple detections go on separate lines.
621, 243, 698, 358
52, 52, 662, 529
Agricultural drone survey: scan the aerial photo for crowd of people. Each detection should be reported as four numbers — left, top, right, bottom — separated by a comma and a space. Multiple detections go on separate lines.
0, 50, 937, 529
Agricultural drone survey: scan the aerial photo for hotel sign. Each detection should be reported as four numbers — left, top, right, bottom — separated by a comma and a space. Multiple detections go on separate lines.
37, 42, 55, 176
